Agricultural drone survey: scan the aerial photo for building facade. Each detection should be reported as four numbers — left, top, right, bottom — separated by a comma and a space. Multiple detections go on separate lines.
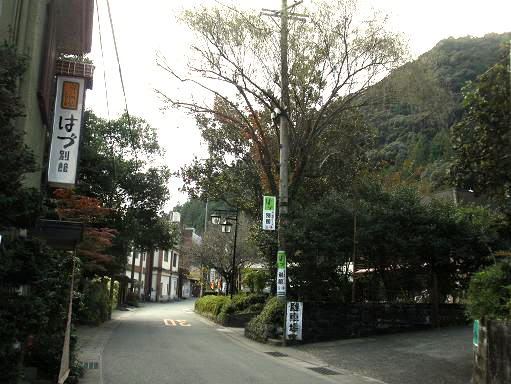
126, 247, 180, 302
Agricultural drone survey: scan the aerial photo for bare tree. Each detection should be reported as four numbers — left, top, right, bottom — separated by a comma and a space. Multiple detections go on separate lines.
180, 214, 261, 293
156, 0, 407, 206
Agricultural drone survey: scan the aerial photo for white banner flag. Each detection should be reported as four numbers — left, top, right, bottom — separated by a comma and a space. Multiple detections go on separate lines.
48, 76, 85, 188
286, 301, 303, 341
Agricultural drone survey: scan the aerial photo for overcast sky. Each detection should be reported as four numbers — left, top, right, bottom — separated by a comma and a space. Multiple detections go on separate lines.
85, 0, 511, 209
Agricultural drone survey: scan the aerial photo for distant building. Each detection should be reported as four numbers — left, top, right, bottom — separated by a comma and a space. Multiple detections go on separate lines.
420, 188, 489, 206
125, 248, 180, 302
181, 227, 202, 297
125, 212, 181, 301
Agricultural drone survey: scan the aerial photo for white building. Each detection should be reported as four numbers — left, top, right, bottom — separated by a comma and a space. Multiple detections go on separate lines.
126, 248, 180, 301
125, 211, 181, 301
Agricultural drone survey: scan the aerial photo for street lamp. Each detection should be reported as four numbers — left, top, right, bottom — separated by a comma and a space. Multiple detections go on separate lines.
210, 209, 239, 298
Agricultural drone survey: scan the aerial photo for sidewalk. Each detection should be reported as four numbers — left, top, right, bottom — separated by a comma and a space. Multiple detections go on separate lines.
76, 307, 138, 384
204, 319, 386, 384
292, 326, 473, 384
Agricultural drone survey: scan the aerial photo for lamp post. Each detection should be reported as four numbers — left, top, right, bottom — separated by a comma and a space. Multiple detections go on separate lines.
210, 208, 239, 298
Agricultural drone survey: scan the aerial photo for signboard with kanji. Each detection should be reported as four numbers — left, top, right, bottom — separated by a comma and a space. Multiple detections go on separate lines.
262, 196, 276, 230
276, 251, 286, 297
286, 301, 303, 340
48, 76, 85, 187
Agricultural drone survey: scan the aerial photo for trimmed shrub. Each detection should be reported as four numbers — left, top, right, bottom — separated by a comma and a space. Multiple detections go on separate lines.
126, 291, 139, 307
466, 258, 511, 320
76, 278, 112, 325
245, 297, 285, 342
223, 293, 268, 315
194, 295, 231, 318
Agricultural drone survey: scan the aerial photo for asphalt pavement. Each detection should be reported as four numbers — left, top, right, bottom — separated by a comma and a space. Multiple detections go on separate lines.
77, 300, 473, 384
294, 326, 473, 384
87, 300, 381, 384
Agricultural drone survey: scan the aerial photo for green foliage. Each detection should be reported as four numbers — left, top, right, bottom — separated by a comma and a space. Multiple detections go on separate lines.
222, 293, 268, 315
174, 198, 226, 236
242, 270, 268, 293
194, 295, 231, 318
75, 278, 118, 324
365, 33, 510, 191
169, 0, 404, 213
0, 42, 41, 228
0, 237, 80, 382
451, 45, 511, 207
194, 293, 267, 325
284, 176, 508, 303
466, 258, 511, 320
126, 291, 140, 307
79, 111, 177, 279
245, 297, 285, 342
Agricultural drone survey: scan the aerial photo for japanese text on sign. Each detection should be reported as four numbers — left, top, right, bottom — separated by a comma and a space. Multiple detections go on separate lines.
48, 76, 85, 187
276, 250, 286, 297
262, 196, 276, 230
286, 301, 303, 341
277, 268, 286, 297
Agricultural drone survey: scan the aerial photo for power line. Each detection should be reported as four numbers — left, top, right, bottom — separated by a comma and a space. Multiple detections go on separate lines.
95, 0, 111, 119
105, 0, 133, 133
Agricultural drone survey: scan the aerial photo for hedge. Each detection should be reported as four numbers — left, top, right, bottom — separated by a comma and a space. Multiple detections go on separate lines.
466, 258, 511, 321
194, 293, 268, 323
245, 297, 285, 342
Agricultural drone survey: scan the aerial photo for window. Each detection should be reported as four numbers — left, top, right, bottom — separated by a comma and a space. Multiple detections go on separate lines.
134, 251, 138, 260
164, 250, 168, 262
172, 253, 177, 268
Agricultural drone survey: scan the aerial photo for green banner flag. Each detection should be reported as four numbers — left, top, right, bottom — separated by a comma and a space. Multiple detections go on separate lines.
277, 251, 286, 269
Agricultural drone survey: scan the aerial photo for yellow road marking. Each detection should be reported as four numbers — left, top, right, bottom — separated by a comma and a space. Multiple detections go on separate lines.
164, 319, 191, 327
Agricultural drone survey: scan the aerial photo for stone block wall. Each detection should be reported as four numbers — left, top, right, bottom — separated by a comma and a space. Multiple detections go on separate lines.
473, 319, 511, 384
301, 302, 466, 343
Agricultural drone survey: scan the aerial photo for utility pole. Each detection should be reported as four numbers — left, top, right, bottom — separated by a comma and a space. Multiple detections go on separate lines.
262, 0, 306, 347
279, 0, 290, 347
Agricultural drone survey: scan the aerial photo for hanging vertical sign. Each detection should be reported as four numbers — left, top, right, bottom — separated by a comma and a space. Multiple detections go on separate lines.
48, 76, 85, 188
262, 196, 276, 230
473, 320, 479, 347
210, 268, 216, 289
276, 251, 286, 297
286, 301, 303, 341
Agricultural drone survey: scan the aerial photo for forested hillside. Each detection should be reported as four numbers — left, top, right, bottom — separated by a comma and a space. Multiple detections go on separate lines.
364, 32, 510, 192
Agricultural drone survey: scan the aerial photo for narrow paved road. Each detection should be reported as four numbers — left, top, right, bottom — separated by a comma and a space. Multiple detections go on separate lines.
101, 300, 376, 384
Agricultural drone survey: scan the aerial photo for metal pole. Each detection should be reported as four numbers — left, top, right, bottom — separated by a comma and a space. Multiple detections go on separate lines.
200, 198, 209, 297
279, 0, 290, 347
230, 208, 239, 299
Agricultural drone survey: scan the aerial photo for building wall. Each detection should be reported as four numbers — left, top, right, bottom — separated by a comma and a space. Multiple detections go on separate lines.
0, 0, 51, 189
126, 248, 179, 301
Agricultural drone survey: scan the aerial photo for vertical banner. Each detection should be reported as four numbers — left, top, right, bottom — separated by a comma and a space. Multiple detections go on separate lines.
276, 251, 286, 297
286, 301, 303, 340
262, 196, 276, 230
473, 320, 479, 347
48, 76, 85, 188
210, 268, 216, 289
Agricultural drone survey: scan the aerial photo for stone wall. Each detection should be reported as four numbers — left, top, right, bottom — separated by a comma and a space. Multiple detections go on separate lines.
473, 319, 511, 384
302, 302, 466, 343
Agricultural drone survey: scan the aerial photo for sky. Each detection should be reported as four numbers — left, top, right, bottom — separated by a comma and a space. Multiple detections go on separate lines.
85, 0, 511, 210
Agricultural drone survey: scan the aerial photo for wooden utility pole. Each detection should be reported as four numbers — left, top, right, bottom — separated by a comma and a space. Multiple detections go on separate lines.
261, 0, 306, 347
279, 0, 289, 276
279, 0, 290, 346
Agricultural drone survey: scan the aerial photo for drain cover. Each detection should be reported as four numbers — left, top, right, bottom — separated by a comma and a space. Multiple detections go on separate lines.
83, 361, 99, 369
264, 351, 288, 357
308, 367, 340, 375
